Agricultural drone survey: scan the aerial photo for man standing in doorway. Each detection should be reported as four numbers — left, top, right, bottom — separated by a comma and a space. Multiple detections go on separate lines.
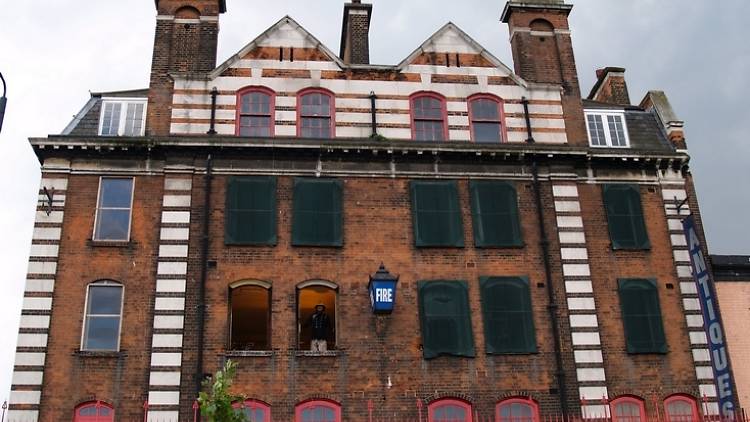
308, 303, 331, 352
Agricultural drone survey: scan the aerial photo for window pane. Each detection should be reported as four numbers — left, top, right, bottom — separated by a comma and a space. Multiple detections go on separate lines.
666, 400, 694, 422
88, 286, 123, 315
239, 116, 272, 137
415, 120, 445, 141
231, 286, 270, 350
414, 97, 443, 119
615, 402, 642, 421
242, 92, 271, 115
101, 102, 122, 136
99, 179, 133, 208
301, 117, 331, 139
587, 114, 606, 146
608, 115, 627, 146
471, 99, 499, 120
79, 406, 97, 416
472, 122, 501, 143
123, 103, 144, 136
95, 209, 132, 240
432, 405, 467, 422
301, 93, 331, 117
84, 316, 120, 350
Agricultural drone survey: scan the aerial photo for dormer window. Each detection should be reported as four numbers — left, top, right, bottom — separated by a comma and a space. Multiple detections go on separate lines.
585, 110, 629, 147
99, 98, 147, 136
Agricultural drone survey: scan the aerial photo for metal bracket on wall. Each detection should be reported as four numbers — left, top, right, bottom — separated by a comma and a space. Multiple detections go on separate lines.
42, 187, 55, 216
675, 195, 690, 220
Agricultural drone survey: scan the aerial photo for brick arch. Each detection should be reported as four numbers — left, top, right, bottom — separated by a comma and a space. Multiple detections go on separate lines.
175, 5, 200, 18
423, 392, 475, 404
492, 392, 539, 402
297, 279, 339, 290
530, 18, 554, 31
229, 279, 272, 290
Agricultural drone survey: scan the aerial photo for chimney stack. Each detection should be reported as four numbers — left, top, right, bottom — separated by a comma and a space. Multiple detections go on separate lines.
588, 67, 631, 105
340, 0, 373, 65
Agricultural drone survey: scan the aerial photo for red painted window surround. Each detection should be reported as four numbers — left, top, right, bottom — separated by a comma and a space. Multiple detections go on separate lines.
467, 93, 508, 144
496, 397, 540, 422
663, 394, 700, 422
428, 398, 473, 422
410, 91, 449, 142
233, 399, 272, 422
610, 396, 646, 422
73, 401, 114, 422
295, 399, 342, 422
297, 87, 336, 139
236, 86, 276, 137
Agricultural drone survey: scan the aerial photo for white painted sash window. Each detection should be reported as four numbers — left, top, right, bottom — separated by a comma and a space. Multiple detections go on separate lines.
82, 281, 124, 351
99, 98, 147, 136
585, 110, 629, 148
93, 177, 134, 241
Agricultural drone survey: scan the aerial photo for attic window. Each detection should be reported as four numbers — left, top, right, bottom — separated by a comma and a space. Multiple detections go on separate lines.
585, 110, 629, 148
99, 98, 147, 136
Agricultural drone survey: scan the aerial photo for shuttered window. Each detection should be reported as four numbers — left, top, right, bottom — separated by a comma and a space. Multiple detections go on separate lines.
470, 181, 522, 247
480, 276, 536, 354
292, 178, 343, 246
418, 280, 475, 359
410, 181, 464, 247
225, 177, 277, 245
618, 279, 667, 354
603, 184, 650, 249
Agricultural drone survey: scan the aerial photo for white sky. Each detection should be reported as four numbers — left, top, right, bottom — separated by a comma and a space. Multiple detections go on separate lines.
0, 0, 748, 403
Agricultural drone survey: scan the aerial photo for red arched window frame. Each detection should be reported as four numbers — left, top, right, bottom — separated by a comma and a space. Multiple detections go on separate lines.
496, 397, 539, 422
73, 401, 114, 422
297, 88, 336, 139
410, 91, 449, 141
610, 396, 646, 422
233, 399, 271, 422
295, 399, 342, 422
467, 93, 507, 144
663, 394, 700, 422
236, 86, 276, 137
428, 398, 473, 422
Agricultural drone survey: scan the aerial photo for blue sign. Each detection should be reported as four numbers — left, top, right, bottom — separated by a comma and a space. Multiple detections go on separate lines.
369, 280, 397, 314
684, 215, 736, 418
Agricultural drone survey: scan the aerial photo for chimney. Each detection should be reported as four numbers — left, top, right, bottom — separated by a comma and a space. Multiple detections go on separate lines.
640, 91, 687, 150
340, 0, 373, 65
588, 67, 631, 105
147, 0, 226, 136
501, 1, 588, 146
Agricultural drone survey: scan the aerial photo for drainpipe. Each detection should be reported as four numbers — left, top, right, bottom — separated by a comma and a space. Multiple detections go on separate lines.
195, 154, 213, 416
207, 87, 218, 135
369, 91, 378, 137
525, 99, 569, 416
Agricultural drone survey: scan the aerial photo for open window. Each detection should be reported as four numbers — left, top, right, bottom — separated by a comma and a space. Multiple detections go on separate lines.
74, 401, 114, 422
81, 281, 124, 351
295, 399, 341, 422
229, 281, 271, 351
610, 396, 646, 422
496, 397, 539, 422
234, 399, 271, 422
428, 399, 472, 422
664, 395, 699, 422
297, 281, 337, 351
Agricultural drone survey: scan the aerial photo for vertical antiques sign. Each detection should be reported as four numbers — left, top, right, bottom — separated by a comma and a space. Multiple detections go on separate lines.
683, 215, 736, 417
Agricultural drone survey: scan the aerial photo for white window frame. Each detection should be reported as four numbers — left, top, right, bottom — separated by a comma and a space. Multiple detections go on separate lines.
585, 109, 630, 148
92, 177, 135, 242
98, 97, 148, 136
80, 280, 125, 352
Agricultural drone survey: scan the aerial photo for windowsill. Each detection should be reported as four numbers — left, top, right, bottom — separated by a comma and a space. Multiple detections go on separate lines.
611, 246, 652, 252
88, 239, 132, 248
225, 350, 274, 357
74, 350, 126, 358
294, 350, 341, 357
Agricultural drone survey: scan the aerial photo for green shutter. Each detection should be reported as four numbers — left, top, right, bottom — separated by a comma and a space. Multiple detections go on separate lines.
291, 178, 343, 246
618, 279, 667, 353
410, 181, 464, 247
225, 176, 277, 245
418, 280, 475, 359
480, 276, 536, 354
603, 184, 650, 249
470, 181, 523, 247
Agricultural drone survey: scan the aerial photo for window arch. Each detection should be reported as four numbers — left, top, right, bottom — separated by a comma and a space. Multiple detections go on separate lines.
234, 399, 271, 422
237, 86, 276, 137
175, 6, 200, 19
610, 396, 646, 422
297, 281, 338, 351
74, 401, 114, 422
229, 280, 272, 351
81, 280, 124, 351
529, 19, 554, 32
496, 397, 539, 422
468, 94, 506, 143
428, 398, 472, 422
295, 399, 341, 422
664, 394, 699, 422
297, 88, 335, 139
411, 92, 448, 141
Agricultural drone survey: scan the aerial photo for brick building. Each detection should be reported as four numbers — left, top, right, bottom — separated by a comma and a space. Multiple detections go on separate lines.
7, 0, 732, 420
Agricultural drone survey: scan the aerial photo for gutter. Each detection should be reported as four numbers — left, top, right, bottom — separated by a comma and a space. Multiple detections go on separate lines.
195, 154, 213, 416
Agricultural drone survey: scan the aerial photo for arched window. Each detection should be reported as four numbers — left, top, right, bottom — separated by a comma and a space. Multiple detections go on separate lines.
297, 281, 337, 351
295, 399, 341, 422
411, 92, 448, 141
229, 281, 271, 351
610, 396, 646, 422
428, 398, 472, 422
237, 87, 275, 137
496, 398, 539, 422
234, 399, 271, 422
74, 401, 114, 422
468, 94, 506, 143
664, 394, 699, 422
298, 88, 335, 139
81, 281, 123, 351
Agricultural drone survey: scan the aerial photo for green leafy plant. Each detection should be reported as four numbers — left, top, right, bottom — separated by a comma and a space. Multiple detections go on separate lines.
197, 360, 247, 422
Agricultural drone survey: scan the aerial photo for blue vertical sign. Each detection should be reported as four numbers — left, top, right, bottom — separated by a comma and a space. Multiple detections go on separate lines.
683, 215, 736, 418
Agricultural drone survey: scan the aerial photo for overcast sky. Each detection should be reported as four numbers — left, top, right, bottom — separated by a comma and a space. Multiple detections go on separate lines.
0, 0, 748, 402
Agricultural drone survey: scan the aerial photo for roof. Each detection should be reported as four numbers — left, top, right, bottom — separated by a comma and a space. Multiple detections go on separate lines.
582, 99, 674, 153
61, 89, 148, 136
711, 255, 750, 281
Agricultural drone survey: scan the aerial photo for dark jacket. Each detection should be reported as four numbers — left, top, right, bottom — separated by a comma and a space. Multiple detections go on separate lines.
308, 311, 331, 340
